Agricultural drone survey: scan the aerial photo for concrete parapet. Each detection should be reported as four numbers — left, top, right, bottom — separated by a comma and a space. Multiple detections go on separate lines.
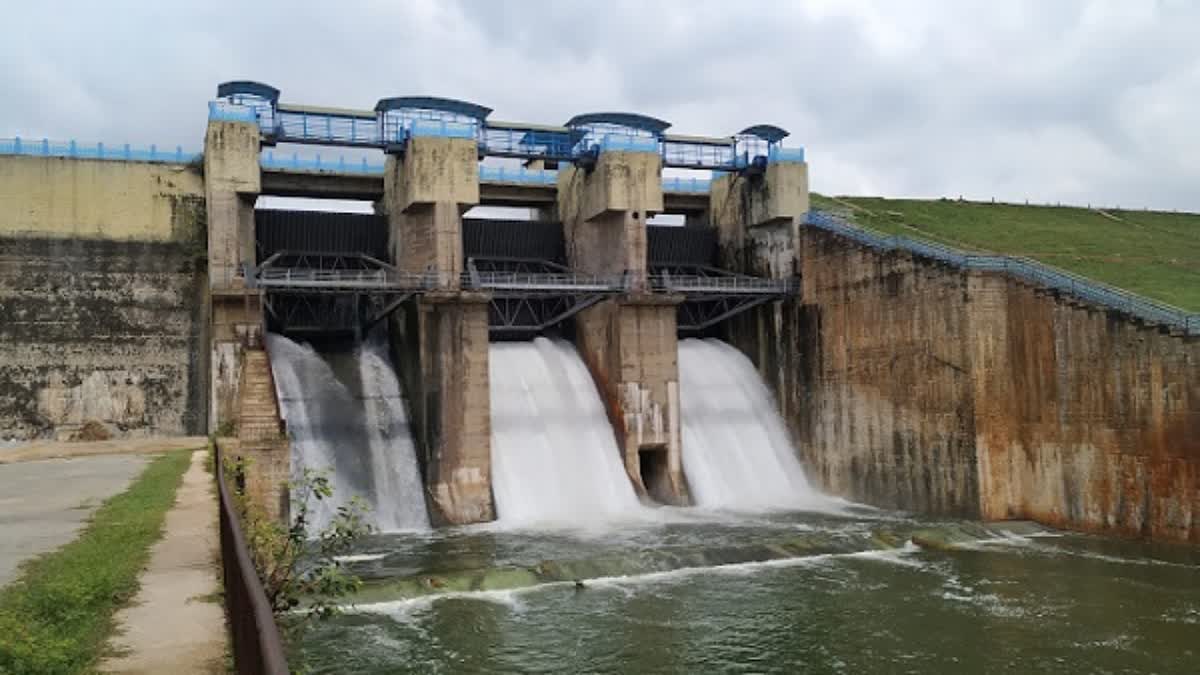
0, 155, 206, 243
574, 295, 689, 505
392, 292, 494, 525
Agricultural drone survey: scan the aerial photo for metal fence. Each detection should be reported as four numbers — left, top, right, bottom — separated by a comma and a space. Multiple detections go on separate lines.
215, 442, 290, 675
478, 165, 558, 185
0, 137, 198, 164
805, 210, 1200, 335
260, 151, 384, 174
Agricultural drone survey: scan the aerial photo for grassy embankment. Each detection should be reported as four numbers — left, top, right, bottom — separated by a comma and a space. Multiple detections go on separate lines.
0, 450, 192, 674
810, 194, 1200, 312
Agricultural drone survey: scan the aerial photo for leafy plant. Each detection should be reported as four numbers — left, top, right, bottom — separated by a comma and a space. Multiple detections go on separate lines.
226, 459, 373, 637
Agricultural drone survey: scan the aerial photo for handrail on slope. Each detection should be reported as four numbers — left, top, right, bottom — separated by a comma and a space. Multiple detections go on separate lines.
804, 210, 1199, 336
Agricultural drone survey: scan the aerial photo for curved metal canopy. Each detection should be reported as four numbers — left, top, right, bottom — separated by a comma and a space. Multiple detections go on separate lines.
738, 124, 790, 143
565, 112, 671, 135
217, 80, 280, 103
374, 96, 492, 121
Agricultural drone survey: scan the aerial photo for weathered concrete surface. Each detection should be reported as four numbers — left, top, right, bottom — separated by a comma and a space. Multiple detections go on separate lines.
204, 119, 262, 438
969, 274, 1200, 542
0, 453, 147, 587
102, 451, 225, 674
0, 237, 208, 440
575, 296, 689, 504
388, 137, 479, 213
559, 152, 662, 288
0, 436, 206, 465
203, 119, 259, 290
710, 166, 809, 279
728, 225, 1200, 542
0, 155, 205, 242
392, 293, 494, 525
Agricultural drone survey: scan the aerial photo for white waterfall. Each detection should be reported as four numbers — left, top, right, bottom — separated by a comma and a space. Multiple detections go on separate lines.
488, 337, 644, 526
678, 338, 827, 511
267, 333, 428, 532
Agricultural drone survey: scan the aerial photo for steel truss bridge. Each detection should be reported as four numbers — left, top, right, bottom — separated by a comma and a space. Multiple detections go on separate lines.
248, 252, 796, 337
212, 81, 805, 173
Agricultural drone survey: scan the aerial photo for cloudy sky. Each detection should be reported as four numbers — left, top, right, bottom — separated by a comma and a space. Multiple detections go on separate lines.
3, 0, 1199, 210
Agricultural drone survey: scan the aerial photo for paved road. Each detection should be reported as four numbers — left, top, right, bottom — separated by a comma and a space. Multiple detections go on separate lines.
0, 454, 148, 587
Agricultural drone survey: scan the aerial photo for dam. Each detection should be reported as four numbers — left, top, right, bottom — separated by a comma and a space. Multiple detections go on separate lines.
1, 80, 1199, 670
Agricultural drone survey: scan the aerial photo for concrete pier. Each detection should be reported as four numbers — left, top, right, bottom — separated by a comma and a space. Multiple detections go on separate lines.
386, 135, 495, 525
560, 150, 689, 504
204, 119, 262, 434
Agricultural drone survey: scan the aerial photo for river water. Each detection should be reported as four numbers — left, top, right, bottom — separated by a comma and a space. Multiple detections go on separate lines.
282, 336, 1199, 672
291, 511, 1200, 673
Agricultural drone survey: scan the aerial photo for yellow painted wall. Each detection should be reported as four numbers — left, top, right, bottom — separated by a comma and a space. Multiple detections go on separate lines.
0, 155, 206, 242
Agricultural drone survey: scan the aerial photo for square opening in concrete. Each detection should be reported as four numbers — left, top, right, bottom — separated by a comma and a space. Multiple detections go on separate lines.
638, 444, 671, 504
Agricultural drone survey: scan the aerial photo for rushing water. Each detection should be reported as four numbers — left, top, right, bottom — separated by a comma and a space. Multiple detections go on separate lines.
489, 337, 643, 526
284, 337, 1200, 672
294, 514, 1200, 674
268, 333, 428, 532
679, 338, 826, 510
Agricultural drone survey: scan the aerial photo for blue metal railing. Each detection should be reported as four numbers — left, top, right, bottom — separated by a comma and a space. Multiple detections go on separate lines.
214, 97, 806, 171
597, 134, 659, 153
768, 146, 806, 164
260, 151, 384, 174
409, 119, 477, 140
662, 176, 712, 193
478, 165, 558, 185
260, 152, 716, 193
661, 141, 736, 170
805, 210, 1200, 335
0, 137, 198, 164
208, 101, 259, 123
275, 111, 380, 146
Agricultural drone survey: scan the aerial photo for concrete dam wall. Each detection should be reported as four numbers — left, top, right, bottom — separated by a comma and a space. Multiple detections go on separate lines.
728, 226, 1200, 542
0, 156, 208, 440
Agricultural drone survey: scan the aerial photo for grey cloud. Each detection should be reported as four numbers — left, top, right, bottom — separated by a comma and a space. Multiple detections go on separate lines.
2, 0, 1198, 210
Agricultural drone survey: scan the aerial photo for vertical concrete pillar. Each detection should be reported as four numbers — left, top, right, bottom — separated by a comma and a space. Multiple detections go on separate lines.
204, 119, 262, 434
559, 150, 689, 504
385, 135, 494, 525
710, 160, 809, 278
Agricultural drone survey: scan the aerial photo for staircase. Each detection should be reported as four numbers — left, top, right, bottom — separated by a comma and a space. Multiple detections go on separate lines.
238, 348, 285, 442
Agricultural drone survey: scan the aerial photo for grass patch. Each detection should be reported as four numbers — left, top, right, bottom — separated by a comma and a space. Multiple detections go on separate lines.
811, 194, 1200, 311
0, 450, 192, 674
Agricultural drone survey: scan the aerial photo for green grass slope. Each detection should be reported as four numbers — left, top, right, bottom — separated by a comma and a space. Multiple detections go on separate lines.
809, 194, 1200, 312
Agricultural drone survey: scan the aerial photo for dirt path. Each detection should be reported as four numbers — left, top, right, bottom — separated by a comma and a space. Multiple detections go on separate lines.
0, 436, 208, 465
101, 450, 226, 674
